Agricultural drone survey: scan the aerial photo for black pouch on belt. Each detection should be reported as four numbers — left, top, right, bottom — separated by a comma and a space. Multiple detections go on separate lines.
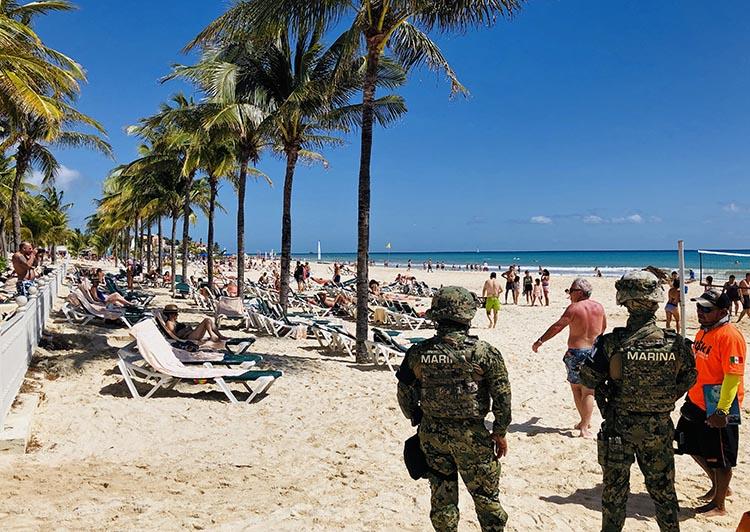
404, 433, 429, 480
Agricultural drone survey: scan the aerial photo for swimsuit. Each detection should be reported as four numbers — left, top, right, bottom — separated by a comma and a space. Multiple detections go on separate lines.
563, 347, 593, 385
726, 284, 740, 302
665, 302, 677, 313
523, 278, 533, 294
485, 296, 501, 312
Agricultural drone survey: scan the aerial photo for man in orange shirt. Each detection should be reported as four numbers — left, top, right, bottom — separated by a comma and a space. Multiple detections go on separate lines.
675, 289, 745, 518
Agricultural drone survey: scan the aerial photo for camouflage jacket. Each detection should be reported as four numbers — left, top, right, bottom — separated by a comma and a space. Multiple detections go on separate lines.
580, 319, 696, 415
396, 329, 512, 436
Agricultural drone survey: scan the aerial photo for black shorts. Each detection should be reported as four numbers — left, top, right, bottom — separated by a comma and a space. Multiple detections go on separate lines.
523, 285, 533, 294
743, 295, 750, 310
674, 399, 739, 468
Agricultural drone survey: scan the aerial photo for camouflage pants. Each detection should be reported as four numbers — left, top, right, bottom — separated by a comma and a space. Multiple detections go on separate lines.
598, 413, 679, 532
419, 418, 507, 532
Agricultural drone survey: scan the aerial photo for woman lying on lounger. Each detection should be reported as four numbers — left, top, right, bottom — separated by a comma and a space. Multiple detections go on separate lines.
90, 278, 130, 307
162, 304, 228, 342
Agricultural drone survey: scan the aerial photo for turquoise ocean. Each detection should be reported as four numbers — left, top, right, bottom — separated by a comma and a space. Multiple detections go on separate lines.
291, 250, 750, 278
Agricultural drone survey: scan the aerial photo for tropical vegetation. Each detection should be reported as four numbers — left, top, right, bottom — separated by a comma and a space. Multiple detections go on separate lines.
3, 1, 524, 365
0, 0, 112, 261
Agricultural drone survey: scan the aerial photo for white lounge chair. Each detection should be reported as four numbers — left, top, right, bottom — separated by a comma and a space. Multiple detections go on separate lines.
118, 319, 282, 403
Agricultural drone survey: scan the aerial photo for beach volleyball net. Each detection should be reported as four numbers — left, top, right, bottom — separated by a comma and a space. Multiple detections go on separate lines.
697, 250, 750, 283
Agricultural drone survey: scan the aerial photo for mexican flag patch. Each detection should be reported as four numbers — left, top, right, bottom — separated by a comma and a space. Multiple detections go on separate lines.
729, 356, 741, 365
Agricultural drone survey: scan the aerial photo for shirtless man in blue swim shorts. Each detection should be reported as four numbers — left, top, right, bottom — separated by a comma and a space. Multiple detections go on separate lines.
532, 278, 606, 438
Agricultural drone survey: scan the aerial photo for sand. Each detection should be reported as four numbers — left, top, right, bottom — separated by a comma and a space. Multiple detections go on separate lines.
0, 263, 747, 531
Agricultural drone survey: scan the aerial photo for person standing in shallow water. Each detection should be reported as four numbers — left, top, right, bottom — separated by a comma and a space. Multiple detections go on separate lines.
532, 278, 605, 438
580, 270, 696, 532
397, 286, 511, 531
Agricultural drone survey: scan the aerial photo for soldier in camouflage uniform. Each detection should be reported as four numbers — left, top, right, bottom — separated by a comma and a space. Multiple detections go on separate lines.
580, 271, 697, 532
396, 286, 512, 532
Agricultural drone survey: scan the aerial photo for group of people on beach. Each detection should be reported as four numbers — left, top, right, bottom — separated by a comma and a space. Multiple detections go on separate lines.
530, 276, 745, 521
481, 266, 551, 328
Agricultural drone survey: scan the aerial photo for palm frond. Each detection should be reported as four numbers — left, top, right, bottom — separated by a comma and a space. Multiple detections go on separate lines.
388, 22, 468, 97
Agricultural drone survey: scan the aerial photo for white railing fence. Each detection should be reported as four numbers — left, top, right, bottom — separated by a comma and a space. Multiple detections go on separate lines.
0, 262, 67, 429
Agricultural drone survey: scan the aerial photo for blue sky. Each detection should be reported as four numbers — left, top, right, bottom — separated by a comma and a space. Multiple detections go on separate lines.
33, 0, 750, 253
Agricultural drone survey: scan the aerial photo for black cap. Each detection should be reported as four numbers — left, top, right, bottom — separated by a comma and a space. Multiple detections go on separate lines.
691, 288, 730, 310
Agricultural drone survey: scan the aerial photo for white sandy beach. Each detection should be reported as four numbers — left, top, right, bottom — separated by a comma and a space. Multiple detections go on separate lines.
0, 264, 747, 531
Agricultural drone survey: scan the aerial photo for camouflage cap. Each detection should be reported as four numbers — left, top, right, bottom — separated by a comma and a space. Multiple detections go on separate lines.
426, 286, 479, 325
615, 270, 664, 305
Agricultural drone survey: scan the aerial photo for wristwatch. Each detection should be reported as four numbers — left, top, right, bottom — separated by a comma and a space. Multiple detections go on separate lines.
715, 409, 729, 417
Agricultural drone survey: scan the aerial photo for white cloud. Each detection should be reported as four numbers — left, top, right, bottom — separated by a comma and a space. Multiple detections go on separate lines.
723, 202, 740, 213
583, 215, 604, 224
27, 165, 81, 190
648, 216, 663, 223
627, 214, 643, 224
28, 170, 44, 187
55, 165, 81, 188
530, 215, 552, 224
612, 214, 644, 224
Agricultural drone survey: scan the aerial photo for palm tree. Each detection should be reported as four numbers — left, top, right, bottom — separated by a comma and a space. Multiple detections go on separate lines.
128, 94, 206, 284
167, 56, 273, 296
190, 0, 523, 360
7, 102, 112, 250
184, 23, 404, 312
38, 185, 71, 262
66, 227, 88, 257
0, 0, 85, 123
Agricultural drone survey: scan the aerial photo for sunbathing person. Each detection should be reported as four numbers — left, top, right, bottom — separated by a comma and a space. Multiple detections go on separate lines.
90, 278, 130, 307
162, 304, 228, 342
315, 292, 353, 309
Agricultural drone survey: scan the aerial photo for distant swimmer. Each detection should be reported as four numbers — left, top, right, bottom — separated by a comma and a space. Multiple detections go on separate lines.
532, 278, 606, 438
483, 272, 502, 328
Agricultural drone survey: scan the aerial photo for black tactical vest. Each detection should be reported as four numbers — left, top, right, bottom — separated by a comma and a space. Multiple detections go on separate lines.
609, 325, 682, 413
418, 337, 490, 420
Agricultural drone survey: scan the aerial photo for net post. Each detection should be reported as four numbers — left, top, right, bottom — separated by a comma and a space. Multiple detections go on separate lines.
678, 240, 686, 337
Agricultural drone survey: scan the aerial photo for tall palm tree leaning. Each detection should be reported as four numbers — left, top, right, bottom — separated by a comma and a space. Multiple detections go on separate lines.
186, 16, 406, 313
189, 0, 523, 360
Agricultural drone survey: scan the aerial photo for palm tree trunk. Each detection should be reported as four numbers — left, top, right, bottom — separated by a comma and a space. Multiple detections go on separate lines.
157, 216, 163, 273
146, 220, 152, 272
135, 216, 140, 263
0, 219, 7, 256
181, 172, 194, 282
207, 174, 217, 289
354, 43, 381, 363
123, 227, 130, 263
279, 147, 300, 314
236, 158, 248, 297
11, 144, 30, 250
170, 212, 178, 297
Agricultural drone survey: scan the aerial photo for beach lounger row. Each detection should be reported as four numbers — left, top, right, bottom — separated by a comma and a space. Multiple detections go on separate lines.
117, 318, 282, 404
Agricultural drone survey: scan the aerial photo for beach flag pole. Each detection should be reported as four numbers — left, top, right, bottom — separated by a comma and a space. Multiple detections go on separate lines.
317, 241, 321, 262
386, 242, 391, 264
678, 240, 686, 337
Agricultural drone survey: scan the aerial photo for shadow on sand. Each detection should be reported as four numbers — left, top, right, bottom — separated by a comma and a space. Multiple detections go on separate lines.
508, 416, 578, 437
540, 483, 698, 524
99, 379, 271, 404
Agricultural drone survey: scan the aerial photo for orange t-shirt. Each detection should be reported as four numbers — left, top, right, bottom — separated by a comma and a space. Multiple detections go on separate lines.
688, 322, 746, 411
